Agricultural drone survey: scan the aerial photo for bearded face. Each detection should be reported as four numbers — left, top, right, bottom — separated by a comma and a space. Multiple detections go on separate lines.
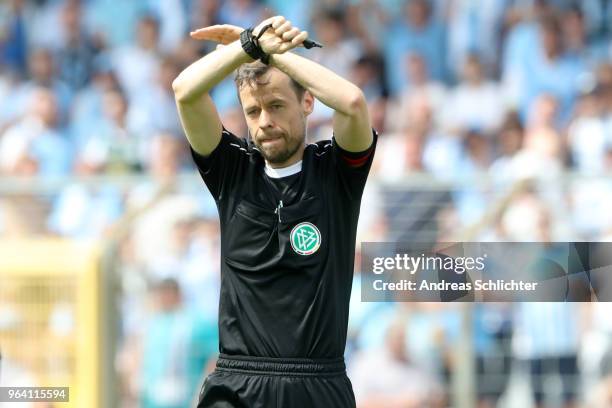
238, 68, 313, 168
252, 123, 305, 165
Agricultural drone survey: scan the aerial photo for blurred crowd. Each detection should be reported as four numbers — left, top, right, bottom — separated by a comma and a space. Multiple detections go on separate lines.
1, 0, 612, 407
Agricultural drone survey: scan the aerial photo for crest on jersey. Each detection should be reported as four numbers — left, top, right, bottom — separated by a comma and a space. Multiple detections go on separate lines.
290, 222, 321, 255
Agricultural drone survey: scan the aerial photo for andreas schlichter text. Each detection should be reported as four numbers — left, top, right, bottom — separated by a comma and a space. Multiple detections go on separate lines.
372, 279, 539, 291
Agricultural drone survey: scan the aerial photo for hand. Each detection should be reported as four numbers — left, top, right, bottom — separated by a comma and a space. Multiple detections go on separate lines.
190, 17, 308, 56
190, 24, 242, 44
254, 16, 308, 55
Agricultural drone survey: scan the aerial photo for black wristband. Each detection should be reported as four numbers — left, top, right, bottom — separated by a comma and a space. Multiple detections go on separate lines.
240, 28, 269, 65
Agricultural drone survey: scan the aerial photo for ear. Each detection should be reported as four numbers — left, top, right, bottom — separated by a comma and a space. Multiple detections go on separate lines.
302, 90, 314, 116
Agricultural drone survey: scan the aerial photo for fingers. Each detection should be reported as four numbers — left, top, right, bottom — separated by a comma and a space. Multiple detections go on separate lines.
275, 20, 292, 37
282, 27, 300, 41
254, 16, 310, 54
273, 18, 307, 45
189, 25, 242, 43
190, 26, 221, 36
190, 31, 224, 42
271, 16, 286, 30
291, 31, 308, 46
190, 32, 214, 40
189, 27, 211, 38
189, 28, 220, 41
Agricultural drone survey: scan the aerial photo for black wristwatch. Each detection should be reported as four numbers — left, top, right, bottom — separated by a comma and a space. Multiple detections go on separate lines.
240, 28, 269, 64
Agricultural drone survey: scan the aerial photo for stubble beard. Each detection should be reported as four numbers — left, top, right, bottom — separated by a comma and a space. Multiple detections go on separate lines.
255, 130, 304, 166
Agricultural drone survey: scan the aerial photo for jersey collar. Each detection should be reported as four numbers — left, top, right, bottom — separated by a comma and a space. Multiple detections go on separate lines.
264, 160, 303, 178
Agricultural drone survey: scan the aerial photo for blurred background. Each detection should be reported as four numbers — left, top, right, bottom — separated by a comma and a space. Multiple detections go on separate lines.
0, 0, 611, 407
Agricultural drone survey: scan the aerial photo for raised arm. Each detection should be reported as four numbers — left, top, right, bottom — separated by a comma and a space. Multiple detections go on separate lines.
270, 44, 373, 152
189, 17, 373, 153
266, 17, 372, 152
172, 40, 251, 156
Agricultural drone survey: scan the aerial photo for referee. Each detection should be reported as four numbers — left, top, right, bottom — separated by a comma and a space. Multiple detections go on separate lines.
173, 16, 376, 408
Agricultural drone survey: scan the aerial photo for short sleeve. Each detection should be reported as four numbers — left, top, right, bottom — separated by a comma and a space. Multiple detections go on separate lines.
331, 128, 378, 200
190, 127, 250, 201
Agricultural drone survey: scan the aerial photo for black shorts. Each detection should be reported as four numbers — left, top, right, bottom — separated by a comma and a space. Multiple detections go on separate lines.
197, 354, 356, 408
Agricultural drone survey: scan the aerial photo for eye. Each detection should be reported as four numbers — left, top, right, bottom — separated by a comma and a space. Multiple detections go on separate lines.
271, 104, 283, 110
246, 108, 260, 117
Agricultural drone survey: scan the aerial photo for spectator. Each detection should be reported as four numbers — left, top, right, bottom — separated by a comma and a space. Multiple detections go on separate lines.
181, 217, 221, 319
74, 88, 143, 173
350, 319, 445, 408
346, 53, 388, 135
55, 0, 100, 91
442, 54, 508, 134
567, 177, 612, 240
345, 0, 399, 53
374, 126, 429, 181
446, 0, 508, 80
2, 47, 72, 124
307, 8, 362, 139
139, 278, 217, 408
580, 0, 612, 41
146, 0, 187, 54
490, 112, 525, 184
524, 94, 564, 159
263, 0, 310, 34
375, 126, 454, 242
348, 53, 386, 108
514, 302, 583, 408
0, 65, 18, 132
404, 303, 461, 388
384, 0, 446, 94
0, 87, 72, 176
387, 53, 446, 132
567, 88, 610, 174
520, 15, 587, 123
473, 304, 513, 408
69, 58, 120, 143
310, 8, 361, 80
501, 0, 556, 105
188, 0, 221, 55
46, 129, 123, 238
498, 188, 560, 242
0, 0, 28, 74
453, 130, 492, 223
500, 94, 565, 182
109, 14, 162, 102
27, 0, 67, 50
561, 6, 586, 58
217, 0, 265, 30
84, 0, 149, 48
126, 132, 203, 272
127, 56, 183, 141
384, 93, 463, 180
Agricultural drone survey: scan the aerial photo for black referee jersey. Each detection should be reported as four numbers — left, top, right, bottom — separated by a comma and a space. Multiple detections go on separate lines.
191, 127, 377, 408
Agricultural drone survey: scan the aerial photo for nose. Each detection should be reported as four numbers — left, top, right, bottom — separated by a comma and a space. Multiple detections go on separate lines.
258, 108, 273, 129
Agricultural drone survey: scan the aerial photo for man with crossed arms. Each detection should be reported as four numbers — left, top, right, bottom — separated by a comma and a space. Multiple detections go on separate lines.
173, 16, 376, 407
